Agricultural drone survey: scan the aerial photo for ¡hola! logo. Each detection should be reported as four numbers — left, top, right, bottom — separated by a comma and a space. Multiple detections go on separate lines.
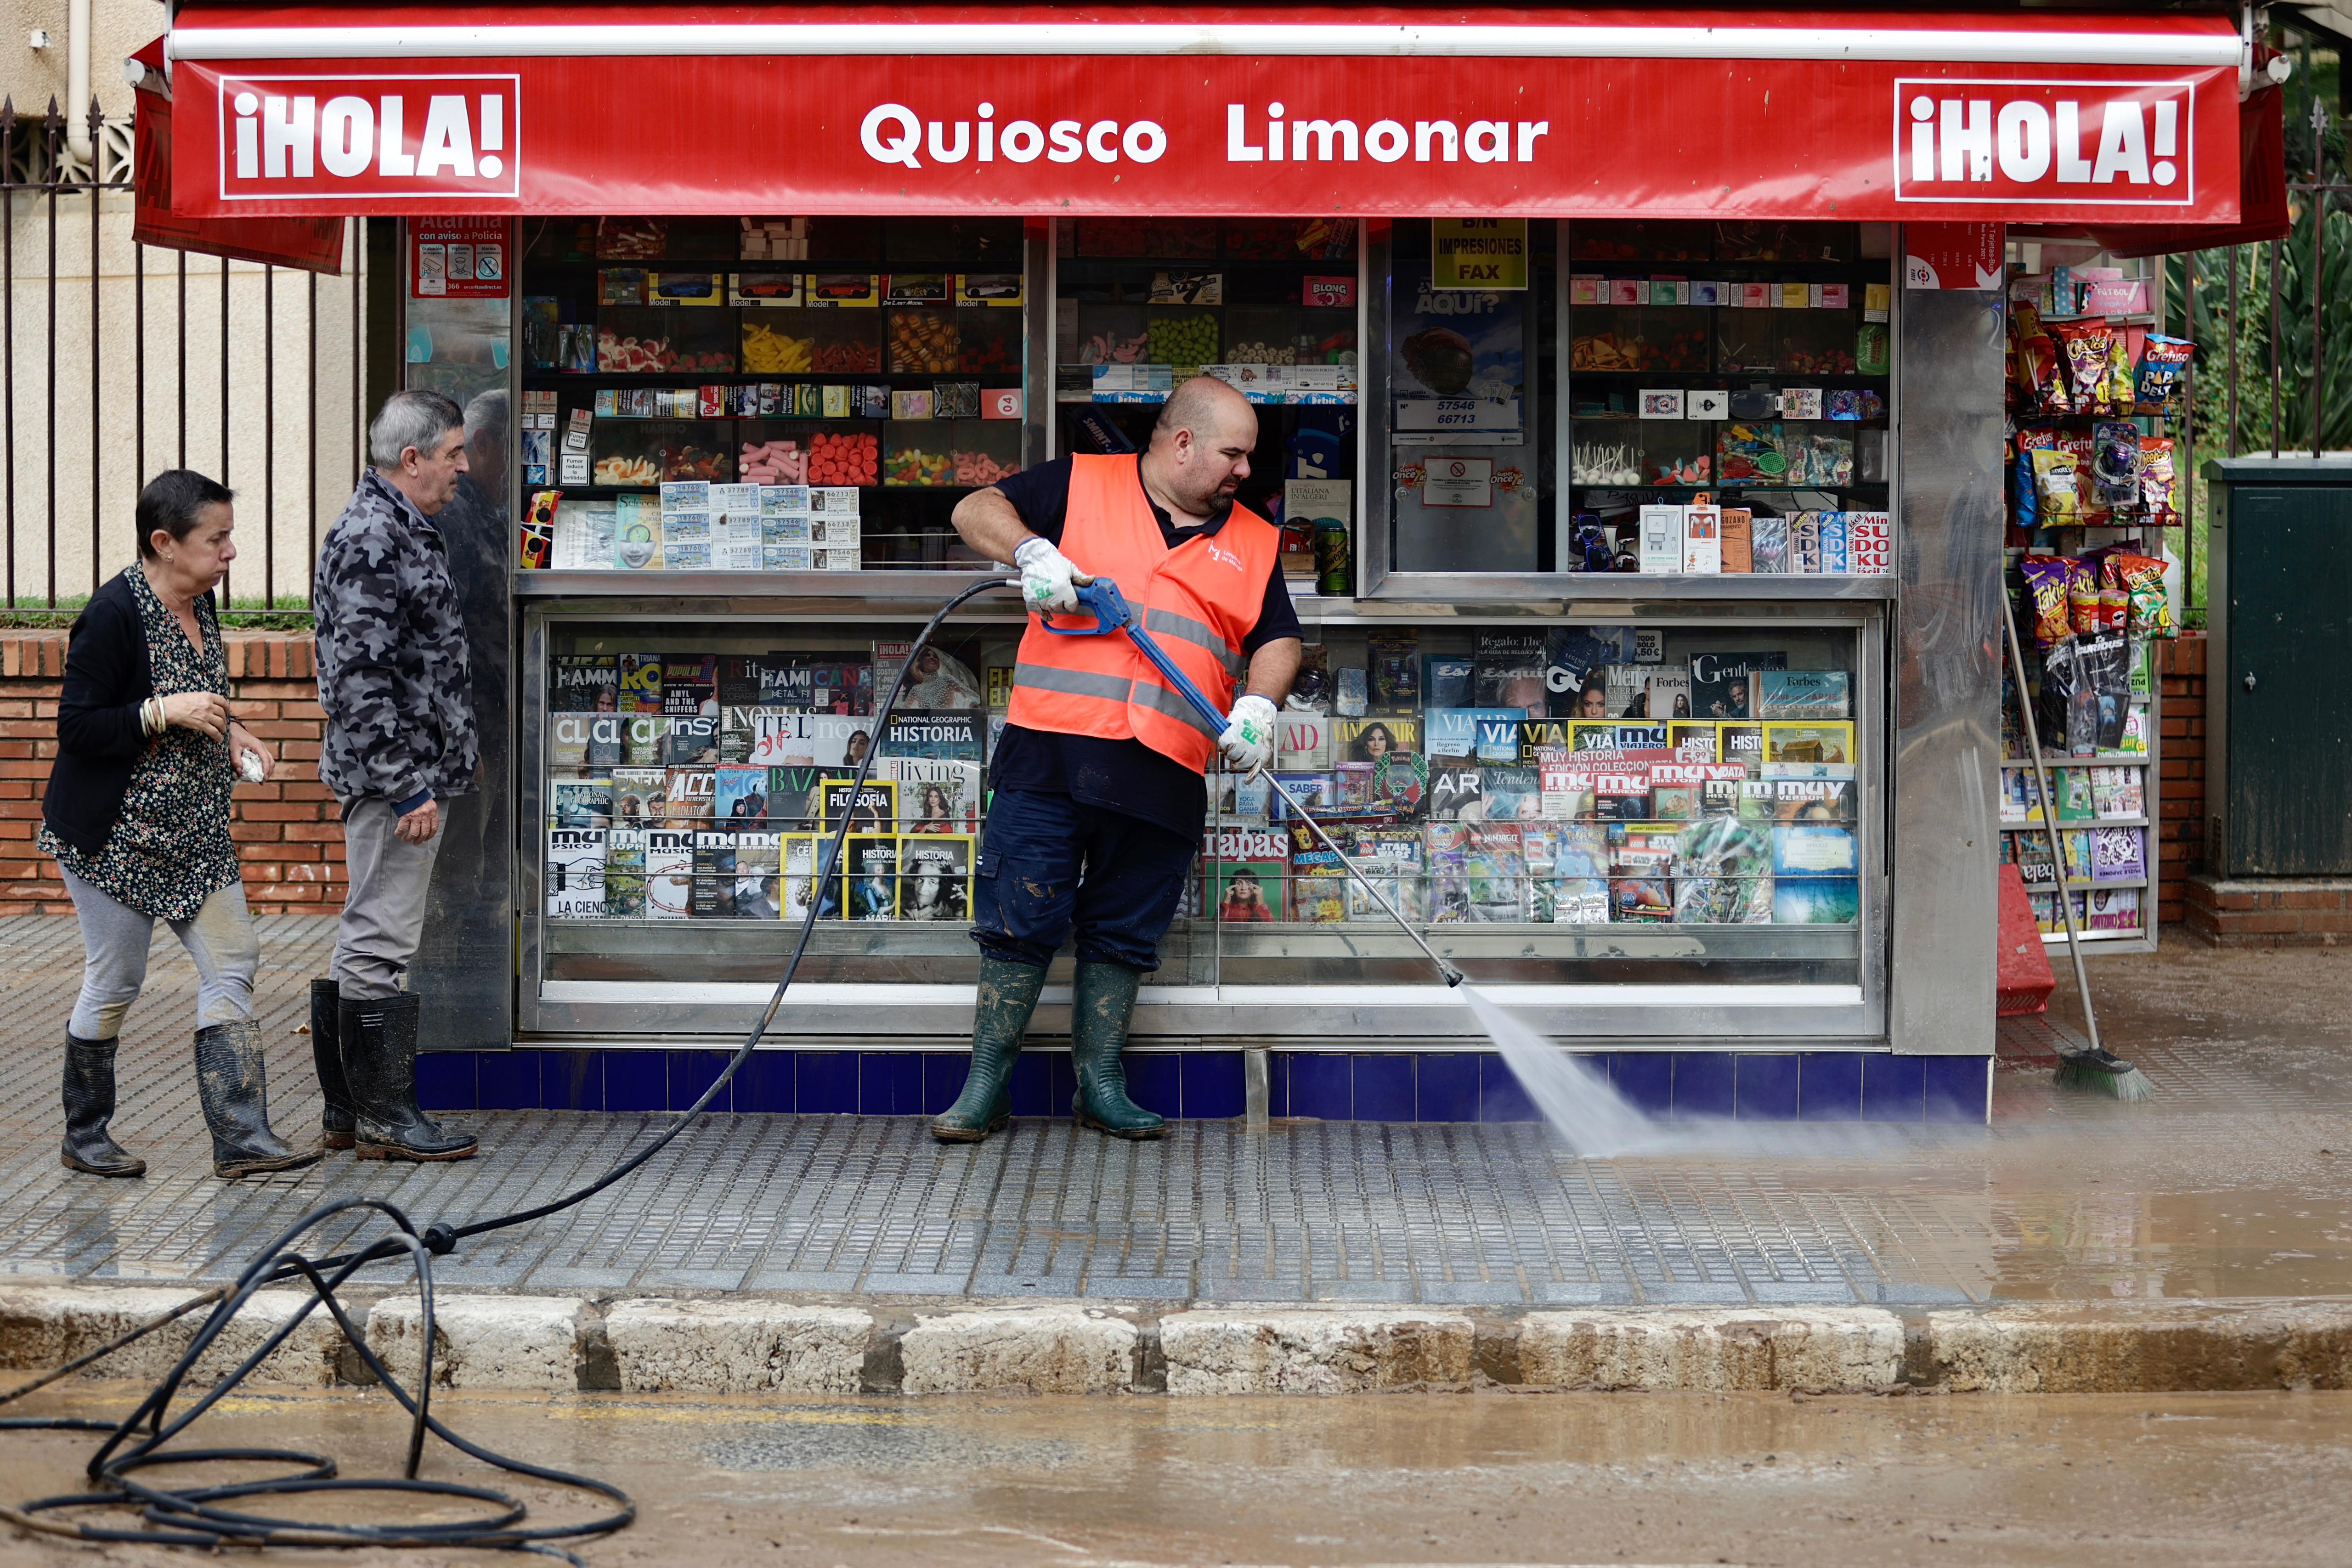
1892, 78, 2195, 206
217, 74, 520, 201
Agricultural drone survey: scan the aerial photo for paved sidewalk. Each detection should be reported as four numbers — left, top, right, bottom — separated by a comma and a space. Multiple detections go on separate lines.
1, 917, 2347, 1308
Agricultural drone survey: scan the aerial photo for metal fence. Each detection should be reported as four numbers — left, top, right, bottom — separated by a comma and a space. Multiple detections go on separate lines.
1, 100, 364, 615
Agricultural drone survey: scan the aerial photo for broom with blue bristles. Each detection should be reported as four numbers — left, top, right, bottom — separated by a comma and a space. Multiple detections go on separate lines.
2001, 587, 2155, 1102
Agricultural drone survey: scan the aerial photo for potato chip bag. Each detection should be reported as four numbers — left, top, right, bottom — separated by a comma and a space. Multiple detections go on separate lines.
2138, 436, 2177, 522
2030, 448, 2081, 525
2105, 332, 2136, 412
2110, 550, 2174, 638
2019, 555, 2075, 649
2134, 334, 2195, 410
2052, 323, 2116, 413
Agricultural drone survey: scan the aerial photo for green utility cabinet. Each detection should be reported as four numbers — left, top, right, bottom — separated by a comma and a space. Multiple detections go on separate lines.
2203, 457, 2352, 876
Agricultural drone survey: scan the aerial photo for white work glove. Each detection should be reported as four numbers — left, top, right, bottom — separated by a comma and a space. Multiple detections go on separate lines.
1014, 536, 1085, 615
1218, 694, 1278, 773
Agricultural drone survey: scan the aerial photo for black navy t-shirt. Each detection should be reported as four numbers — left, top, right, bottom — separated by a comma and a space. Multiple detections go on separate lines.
989, 455, 1301, 838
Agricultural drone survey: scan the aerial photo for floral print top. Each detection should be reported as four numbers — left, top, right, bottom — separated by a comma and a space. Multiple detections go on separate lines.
41, 566, 239, 919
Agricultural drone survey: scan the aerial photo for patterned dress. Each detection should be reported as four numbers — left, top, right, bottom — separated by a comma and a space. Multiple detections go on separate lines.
42, 567, 240, 919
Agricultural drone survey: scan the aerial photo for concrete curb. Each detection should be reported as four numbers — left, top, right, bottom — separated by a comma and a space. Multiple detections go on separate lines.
1517, 1307, 1905, 1391
1927, 1300, 2352, 1393
7, 1285, 2352, 1396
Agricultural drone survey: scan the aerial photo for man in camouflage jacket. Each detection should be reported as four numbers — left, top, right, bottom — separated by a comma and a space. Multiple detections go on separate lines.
308, 389, 481, 1162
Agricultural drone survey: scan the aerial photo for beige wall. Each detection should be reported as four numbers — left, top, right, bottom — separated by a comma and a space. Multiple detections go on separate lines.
0, 2, 364, 609
5, 192, 365, 608
2, 0, 160, 117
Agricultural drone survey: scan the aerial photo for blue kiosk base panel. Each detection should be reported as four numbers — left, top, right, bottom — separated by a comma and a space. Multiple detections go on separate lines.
420, 1050, 1991, 1126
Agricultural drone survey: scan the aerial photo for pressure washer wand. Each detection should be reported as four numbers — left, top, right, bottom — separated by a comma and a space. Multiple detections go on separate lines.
1041, 578, 1464, 989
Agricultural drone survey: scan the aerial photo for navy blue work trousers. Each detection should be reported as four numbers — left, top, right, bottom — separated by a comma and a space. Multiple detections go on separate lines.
971, 789, 1198, 973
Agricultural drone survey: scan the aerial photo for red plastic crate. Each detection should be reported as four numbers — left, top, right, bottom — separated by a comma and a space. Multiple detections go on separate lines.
1996, 862, 2057, 1016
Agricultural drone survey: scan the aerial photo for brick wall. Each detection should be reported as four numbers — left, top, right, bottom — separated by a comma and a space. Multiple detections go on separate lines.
2154, 633, 2207, 924
0, 629, 343, 916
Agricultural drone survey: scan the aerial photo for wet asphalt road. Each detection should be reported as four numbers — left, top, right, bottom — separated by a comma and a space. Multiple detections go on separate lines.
4, 1381, 2350, 1567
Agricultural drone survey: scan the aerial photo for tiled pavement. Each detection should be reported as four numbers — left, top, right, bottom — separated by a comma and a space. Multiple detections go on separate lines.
4, 916, 2348, 1306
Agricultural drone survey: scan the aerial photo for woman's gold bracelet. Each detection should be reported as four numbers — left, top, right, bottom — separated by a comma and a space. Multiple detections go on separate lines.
141, 697, 165, 737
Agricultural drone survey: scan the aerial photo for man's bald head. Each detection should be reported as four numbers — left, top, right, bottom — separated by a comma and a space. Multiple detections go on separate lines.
1152, 374, 1255, 451
1140, 376, 1259, 519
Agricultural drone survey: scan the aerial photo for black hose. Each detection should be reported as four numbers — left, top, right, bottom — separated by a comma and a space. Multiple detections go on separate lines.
0, 578, 1017, 1561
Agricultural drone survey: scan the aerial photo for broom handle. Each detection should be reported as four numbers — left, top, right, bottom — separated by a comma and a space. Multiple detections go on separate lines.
2001, 587, 2103, 1055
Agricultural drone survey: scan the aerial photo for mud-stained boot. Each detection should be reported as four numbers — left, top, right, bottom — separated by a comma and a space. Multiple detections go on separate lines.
61, 1032, 145, 1178
193, 1020, 322, 1178
931, 957, 1047, 1143
340, 993, 477, 1162
1069, 962, 1165, 1140
310, 978, 357, 1151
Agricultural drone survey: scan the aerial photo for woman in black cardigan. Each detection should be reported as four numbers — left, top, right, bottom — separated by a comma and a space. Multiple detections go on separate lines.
40, 470, 318, 1179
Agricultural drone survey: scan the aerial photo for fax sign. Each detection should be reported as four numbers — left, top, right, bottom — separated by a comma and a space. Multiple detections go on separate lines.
1432, 218, 1527, 290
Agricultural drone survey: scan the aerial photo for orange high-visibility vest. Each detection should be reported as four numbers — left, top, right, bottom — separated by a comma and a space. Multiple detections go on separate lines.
1006, 454, 1279, 774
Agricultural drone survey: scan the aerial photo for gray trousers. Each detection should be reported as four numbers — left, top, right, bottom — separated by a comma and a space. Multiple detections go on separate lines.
61, 866, 258, 1038
333, 797, 442, 1001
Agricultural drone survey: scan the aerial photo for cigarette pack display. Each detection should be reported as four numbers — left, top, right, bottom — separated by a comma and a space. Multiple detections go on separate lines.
547, 829, 606, 919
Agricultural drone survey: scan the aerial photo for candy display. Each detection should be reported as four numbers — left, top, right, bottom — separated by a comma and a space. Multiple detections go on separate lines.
888, 311, 959, 373
741, 319, 814, 372
740, 438, 808, 485
951, 449, 1020, 486
884, 444, 952, 486
1147, 310, 1220, 366
806, 431, 877, 487
598, 327, 677, 374
593, 454, 661, 486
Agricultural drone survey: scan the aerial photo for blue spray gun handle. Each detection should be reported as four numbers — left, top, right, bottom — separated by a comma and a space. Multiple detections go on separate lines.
1031, 577, 1231, 733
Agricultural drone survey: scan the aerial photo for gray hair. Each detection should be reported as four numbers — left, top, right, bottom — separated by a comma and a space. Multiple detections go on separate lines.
368, 389, 465, 468
463, 388, 509, 450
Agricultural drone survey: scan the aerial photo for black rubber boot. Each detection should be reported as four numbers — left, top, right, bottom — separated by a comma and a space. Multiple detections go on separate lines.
61, 1032, 145, 1178
931, 957, 1047, 1143
1069, 962, 1165, 1140
340, 993, 477, 1162
193, 1020, 322, 1178
310, 978, 357, 1151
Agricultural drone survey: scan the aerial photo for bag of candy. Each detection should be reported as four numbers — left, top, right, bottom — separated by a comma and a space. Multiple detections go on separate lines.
2019, 554, 2075, 649
2134, 334, 2195, 411
2030, 448, 2082, 525
2109, 550, 2175, 638
2138, 436, 2177, 523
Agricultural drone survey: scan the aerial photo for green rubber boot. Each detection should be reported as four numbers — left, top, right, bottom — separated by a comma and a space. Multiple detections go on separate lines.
932, 957, 1047, 1142
1070, 962, 1165, 1140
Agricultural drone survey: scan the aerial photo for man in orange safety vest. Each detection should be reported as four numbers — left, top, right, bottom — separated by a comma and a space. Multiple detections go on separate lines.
938, 376, 1302, 1142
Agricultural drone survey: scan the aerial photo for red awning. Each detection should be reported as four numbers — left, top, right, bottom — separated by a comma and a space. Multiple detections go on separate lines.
130, 33, 348, 271
162, 4, 2250, 225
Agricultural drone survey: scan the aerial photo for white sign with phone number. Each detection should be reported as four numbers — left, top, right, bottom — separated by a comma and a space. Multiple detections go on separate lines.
1396, 397, 1521, 433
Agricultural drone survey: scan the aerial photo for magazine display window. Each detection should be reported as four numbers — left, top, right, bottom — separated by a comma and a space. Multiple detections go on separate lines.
507, 215, 1913, 1049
